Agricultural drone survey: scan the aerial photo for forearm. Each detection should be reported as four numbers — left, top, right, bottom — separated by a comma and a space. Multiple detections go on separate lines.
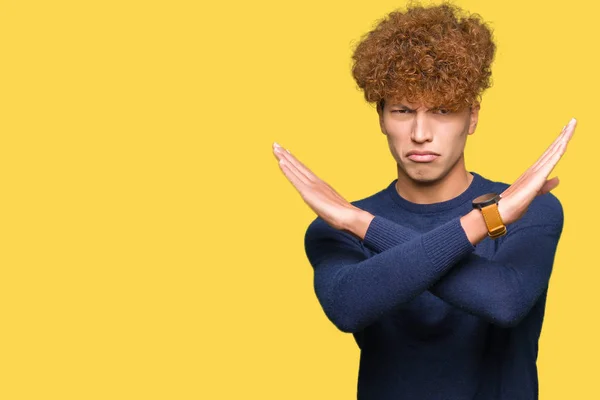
427, 250, 555, 326
347, 208, 489, 246
353, 212, 560, 327
308, 217, 476, 333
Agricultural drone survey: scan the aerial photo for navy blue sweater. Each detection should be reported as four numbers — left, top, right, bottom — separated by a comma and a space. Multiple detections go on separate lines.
303, 171, 564, 399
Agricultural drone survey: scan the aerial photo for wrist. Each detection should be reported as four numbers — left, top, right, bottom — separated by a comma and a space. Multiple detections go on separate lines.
497, 198, 516, 225
343, 210, 375, 241
460, 209, 490, 246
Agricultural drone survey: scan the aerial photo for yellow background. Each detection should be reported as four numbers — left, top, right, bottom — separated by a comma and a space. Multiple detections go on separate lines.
0, 0, 596, 398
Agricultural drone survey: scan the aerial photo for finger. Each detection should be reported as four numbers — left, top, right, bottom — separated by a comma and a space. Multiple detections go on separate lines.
273, 143, 319, 183
273, 146, 312, 186
530, 121, 571, 172
272, 146, 284, 162
535, 140, 567, 180
502, 122, 571, 198
518, 142, 566, 201
503, 162, 540, 198
533, 128, 571, 175
532, 118, 576, 172
272, 142, 287, 162
273, 143, 349, 203
537, 176, 560, 196
562, 118, 577, 143
278, 158, 309, 193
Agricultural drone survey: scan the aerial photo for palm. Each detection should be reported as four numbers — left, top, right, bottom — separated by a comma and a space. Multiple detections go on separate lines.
499, 118, 576, 225
271, 143, 360, 231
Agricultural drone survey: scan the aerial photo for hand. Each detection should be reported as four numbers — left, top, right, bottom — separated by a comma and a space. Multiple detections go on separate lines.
272, 142, 363, 232
498, 118, 577, 225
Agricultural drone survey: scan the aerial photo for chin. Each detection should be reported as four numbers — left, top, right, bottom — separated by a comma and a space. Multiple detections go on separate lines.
402, 164, 445, 184
411, 174, 442, 184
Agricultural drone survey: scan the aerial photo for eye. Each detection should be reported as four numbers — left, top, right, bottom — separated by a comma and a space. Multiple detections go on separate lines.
391, 109, 411, 114
434, 108, 450, 115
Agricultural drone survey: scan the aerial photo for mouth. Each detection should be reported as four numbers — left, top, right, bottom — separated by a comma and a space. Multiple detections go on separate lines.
407, 154, 439, 163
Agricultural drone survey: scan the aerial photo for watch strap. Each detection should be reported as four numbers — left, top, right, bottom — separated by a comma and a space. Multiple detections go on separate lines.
480, 203, 507, 239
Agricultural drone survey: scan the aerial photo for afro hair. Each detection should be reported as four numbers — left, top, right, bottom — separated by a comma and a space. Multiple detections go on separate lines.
351, 1, 496, 112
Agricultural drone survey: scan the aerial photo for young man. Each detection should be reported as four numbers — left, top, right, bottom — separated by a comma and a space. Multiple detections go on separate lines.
272, 3, 576, 399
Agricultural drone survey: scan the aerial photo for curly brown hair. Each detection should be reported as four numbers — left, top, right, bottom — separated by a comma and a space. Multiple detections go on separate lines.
351, 1, 496, 112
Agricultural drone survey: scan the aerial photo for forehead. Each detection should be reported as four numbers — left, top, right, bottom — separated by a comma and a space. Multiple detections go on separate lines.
388, 97, 434, 109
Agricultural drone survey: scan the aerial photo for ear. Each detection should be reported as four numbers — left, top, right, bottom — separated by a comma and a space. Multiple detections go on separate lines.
467, 102, 481, 135
377, 102, 387, 135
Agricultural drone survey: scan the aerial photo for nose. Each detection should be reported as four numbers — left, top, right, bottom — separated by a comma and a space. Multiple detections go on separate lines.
411, 113, 433, 143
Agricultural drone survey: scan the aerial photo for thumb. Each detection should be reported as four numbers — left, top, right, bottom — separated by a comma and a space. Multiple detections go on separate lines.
537, 176, 560, 196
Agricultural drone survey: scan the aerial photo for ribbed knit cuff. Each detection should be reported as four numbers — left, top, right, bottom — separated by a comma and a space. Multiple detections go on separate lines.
421, 217, 476, 273
363, 216, 418, 253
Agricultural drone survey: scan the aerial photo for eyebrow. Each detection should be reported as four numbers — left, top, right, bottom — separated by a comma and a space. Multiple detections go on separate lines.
391, 104, 419, 111
391, 104, 442, 111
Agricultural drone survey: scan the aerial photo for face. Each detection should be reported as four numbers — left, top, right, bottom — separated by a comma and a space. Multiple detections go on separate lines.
377, 98, 480, 184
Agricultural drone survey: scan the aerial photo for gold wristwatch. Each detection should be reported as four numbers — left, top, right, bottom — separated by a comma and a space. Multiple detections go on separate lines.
472, 193, 507, 239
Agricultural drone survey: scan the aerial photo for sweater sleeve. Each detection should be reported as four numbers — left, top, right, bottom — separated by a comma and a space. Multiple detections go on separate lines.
303, 216, 476, 333
361, 198, 564, 328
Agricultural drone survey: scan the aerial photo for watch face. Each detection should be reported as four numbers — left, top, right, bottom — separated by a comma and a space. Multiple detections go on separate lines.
474, 193, 497, 203
472, 192, 500, 208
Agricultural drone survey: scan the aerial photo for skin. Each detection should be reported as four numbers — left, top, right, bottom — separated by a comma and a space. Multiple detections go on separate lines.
272, 105, 576, 245
377, 98, 479, 205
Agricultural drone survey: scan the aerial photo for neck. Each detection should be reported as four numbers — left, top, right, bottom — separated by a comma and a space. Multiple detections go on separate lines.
395, 156, 473, 204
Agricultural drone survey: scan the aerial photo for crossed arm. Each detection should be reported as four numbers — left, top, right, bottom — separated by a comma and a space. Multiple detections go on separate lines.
304, 204, 563, 333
